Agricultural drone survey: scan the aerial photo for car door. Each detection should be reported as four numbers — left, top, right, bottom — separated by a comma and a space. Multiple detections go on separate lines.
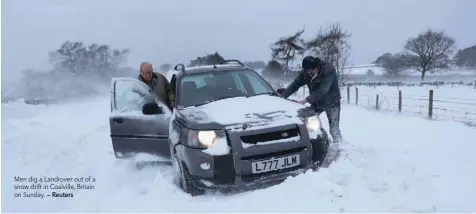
109, 78, 172, 160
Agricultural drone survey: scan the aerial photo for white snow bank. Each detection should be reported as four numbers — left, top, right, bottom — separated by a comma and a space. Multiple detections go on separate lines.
2, 95, 476, 212
2, 70, 111, 102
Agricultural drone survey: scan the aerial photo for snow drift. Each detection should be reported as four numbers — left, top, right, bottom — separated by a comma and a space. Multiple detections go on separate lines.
2, 94, 476, 212
1, 68, 136, 104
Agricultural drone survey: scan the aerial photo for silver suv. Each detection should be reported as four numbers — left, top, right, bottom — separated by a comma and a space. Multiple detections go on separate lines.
109, 60, 330, 196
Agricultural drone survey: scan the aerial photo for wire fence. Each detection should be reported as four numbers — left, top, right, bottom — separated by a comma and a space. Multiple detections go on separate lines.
265, 78, 476, 127
341, 86, 476, 127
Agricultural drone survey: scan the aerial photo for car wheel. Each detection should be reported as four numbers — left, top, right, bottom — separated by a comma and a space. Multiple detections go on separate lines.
171, 154, 204, 196
171, 155, 182, 188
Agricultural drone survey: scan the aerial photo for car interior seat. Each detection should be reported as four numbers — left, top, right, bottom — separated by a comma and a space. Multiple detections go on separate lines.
180, 81, 199, 107
218, 77, 246, 99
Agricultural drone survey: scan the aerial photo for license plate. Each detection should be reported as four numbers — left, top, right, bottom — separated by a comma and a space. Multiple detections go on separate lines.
252, 154, 300, 174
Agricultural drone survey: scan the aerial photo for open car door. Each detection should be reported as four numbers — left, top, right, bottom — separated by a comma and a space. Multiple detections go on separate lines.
109, 78, 172, 160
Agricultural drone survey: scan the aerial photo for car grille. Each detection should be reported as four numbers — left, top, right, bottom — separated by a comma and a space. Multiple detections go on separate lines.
240, 127, 299, 145
240, 146, 305, 161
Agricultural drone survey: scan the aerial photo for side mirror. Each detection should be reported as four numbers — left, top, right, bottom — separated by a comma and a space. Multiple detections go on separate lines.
142, 102, 163, 115
276, 88, 286, 94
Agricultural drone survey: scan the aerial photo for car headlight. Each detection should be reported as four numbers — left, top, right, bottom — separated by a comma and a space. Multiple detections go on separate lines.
305, 115, 322, 134
187, 130, 224, 148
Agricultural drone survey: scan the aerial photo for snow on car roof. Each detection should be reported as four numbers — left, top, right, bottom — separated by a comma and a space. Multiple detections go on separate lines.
165, 64, 250, 81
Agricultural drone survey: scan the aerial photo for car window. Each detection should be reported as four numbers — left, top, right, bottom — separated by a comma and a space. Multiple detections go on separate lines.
113, 79, 156, 112
232, 72, 247, 94
177, 70, 274, 108
237, 71, 270, 94
179, 74, 210, 89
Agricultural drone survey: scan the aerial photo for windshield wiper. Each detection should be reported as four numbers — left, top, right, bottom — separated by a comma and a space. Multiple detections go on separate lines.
247, 92, 275, 98
193, 95, 246, 107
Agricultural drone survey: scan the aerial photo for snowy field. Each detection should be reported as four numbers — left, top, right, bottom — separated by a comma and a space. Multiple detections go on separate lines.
2, 92, 476, 212
344, 85, 476, 126
282, 83, 476, 127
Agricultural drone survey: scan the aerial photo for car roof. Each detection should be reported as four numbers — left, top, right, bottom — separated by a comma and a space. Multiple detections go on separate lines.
167, 60, 254, 79
183, 64, 250, 75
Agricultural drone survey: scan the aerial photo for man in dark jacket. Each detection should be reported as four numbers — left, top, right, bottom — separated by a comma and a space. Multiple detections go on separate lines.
280, 56, 343, 143
138, 62, 175, 109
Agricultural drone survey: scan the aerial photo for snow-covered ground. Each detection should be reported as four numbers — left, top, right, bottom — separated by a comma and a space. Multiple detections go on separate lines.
2, 93, 476, 212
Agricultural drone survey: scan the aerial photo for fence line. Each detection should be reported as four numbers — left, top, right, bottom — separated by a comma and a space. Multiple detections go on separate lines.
343, 86, 476, 127
266, 78, 476, 127
343, 79, 476, 89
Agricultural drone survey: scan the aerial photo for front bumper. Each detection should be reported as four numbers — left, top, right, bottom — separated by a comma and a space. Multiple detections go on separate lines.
181, 128, 329, 190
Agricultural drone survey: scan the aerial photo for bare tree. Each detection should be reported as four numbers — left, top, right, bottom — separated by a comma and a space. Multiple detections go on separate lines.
404, 29, 456, 81
305, 22, 352, 84
270, 29, 306, 76
337, 45, 352, 84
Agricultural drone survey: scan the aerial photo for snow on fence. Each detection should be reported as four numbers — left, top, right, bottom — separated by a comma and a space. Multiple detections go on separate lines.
342, 86, 476, 127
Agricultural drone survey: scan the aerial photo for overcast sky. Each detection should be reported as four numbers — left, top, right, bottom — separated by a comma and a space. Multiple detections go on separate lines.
2, 0, 476, 80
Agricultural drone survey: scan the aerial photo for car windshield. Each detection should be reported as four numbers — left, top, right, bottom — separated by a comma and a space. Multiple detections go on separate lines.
177, 69, 275, 108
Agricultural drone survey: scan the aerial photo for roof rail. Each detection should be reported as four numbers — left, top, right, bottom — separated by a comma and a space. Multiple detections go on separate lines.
221, 59, 245, 66
174, 63, 186, 72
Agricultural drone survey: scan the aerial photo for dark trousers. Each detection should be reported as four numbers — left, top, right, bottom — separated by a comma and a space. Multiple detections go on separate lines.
315, 102, 343, 143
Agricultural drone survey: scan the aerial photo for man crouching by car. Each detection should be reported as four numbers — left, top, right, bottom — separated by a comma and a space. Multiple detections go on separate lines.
138, 62, 175, 109
279, 56, 343, 144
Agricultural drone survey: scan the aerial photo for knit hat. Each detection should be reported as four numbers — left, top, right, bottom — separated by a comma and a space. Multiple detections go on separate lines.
302, 56, 321, 71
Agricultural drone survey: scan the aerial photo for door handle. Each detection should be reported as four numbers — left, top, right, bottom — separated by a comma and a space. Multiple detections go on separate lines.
112, 117, 123, 124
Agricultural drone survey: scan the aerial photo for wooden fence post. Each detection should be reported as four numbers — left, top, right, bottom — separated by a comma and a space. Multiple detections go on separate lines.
398, 90, 402, 112
355, 87, 359, 106
428, 90, 433, 119
347, 86, 350, 104
376, 94, 379, 110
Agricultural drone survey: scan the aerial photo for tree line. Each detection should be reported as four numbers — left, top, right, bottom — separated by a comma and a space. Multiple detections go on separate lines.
48, 41, 131, 78
163, 22, 351, 84
374, 29, 476, 81
48, 27, 474, 83
170, 25, 475, 83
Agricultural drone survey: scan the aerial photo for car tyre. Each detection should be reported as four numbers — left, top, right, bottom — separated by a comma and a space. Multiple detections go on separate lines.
310, 139, 329, 171
171, 154, 205, 196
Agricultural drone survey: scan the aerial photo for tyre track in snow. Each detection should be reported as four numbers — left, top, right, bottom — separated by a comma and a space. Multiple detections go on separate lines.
3, 95, 476, 212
